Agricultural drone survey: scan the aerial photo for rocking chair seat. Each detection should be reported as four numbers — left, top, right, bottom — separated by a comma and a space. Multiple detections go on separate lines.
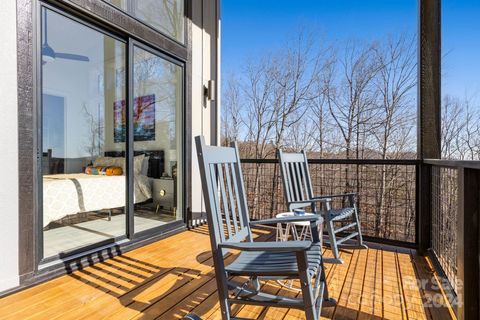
324, 208, 355, 221
225, 244, 322, 277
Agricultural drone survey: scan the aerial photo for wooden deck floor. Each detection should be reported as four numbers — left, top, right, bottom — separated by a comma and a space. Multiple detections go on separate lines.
0, 226, 455, 320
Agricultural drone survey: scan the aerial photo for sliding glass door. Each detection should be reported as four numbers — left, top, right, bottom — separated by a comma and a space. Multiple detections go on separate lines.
40, 5, 184, 260
132, 44, 183, 233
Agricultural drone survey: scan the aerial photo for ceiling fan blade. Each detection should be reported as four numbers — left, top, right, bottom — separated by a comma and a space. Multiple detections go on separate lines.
55, 52, 90, 62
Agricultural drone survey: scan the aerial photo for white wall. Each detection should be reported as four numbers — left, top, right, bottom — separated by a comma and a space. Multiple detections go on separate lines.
191, 0, 220, 214
0, 1, 20, 291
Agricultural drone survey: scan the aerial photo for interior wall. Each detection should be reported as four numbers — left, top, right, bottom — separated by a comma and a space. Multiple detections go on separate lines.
190, 0, 220, 215
0, 0, 20, 291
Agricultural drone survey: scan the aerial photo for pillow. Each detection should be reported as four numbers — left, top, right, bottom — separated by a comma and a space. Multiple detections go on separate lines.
85, 166, 123, 176
141, 156, 150, 176
93, 156, 116, 167
93, 155, 144, 175
114, 157, 126, 173
105, 166, 123, 176
134, 154, 145, 175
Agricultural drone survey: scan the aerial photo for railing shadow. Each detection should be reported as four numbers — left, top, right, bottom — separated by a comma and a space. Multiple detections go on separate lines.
66, 251, 203, 317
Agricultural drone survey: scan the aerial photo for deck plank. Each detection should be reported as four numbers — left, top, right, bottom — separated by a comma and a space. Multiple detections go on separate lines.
333, 248, 363, 319
383, 249, 407, 319
410, 250, 457, 320
357, 248, 382, 320
319, 248, 355, 319
396, 250, 428, 320
0, 228, 455, 320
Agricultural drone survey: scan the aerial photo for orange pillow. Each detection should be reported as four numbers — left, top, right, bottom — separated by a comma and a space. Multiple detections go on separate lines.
105, 166, 123, 176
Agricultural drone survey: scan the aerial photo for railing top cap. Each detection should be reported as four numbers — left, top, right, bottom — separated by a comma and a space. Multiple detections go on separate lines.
240, 158, 421, 165
424, 159, 480, 169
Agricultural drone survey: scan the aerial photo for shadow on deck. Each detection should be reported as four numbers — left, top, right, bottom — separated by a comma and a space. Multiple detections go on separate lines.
0, 226, 456, 319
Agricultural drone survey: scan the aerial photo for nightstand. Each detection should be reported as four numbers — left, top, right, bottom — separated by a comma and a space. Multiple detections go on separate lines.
152, 178, 175, 213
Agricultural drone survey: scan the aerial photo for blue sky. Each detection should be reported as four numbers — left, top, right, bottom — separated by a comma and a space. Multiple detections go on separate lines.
221, 0, 480, 100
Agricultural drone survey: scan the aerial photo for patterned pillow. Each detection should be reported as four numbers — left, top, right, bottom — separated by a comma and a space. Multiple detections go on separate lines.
114, 157, 126, 173
85, 166, 123, 176
92, 155, 144, 175
93, 156, 116, 167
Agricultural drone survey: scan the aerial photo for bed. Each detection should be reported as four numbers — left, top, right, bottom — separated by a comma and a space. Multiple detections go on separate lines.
42, 151, 164, 228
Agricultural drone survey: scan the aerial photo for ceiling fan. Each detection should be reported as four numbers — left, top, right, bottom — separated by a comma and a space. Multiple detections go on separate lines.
42, 9, 90, 65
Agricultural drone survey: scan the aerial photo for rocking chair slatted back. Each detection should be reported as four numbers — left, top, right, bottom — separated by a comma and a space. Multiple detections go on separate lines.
195, 136, 253, 251
278, 150, 314, 210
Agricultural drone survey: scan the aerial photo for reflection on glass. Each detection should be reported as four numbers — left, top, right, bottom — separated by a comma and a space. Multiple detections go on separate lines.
41, 8, 126, 257
104, 0, 184, 43
132, 46, 183, 233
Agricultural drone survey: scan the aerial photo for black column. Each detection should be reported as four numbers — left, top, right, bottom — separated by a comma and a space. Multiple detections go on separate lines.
417, 0, 441, 254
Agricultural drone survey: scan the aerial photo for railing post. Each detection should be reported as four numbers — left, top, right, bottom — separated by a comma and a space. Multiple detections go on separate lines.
418, 163, 432, 254
457, 168, 480, 320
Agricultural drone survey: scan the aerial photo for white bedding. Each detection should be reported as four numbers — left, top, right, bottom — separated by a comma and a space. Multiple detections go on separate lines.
42, 173, 152, 227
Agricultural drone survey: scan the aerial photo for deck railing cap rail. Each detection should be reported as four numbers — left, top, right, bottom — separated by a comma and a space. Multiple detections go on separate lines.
240, 158, 421, 165
424, 158, 480, 169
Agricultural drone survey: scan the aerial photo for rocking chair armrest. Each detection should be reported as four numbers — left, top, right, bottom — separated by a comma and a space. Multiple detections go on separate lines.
312, 192, 356, 200
249, 215, 322, 226
288, 199, 331, 207
219, 240, 312, 252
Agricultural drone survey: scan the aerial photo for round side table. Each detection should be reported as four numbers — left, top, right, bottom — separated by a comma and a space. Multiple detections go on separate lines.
275, 212, 323, 242
275, 212, 323, 291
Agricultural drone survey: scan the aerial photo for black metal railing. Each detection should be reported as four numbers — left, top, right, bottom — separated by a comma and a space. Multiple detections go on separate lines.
424, 159, 480, 319
190, 156, 480, 317
430, 164, 458, 293
241, 158, 419, 244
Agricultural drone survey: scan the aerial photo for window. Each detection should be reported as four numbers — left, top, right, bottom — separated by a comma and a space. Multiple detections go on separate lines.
104, 0, 185, 44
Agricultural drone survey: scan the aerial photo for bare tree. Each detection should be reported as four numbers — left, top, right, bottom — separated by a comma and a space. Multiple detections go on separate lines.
237, 31, 333, 216
371, 35, 417, 237
82, 103, 104, 160
457, 97, 480, 160
326, 41, 381, 160
441, 95, 466, 159
221, 30, 438, 242
221, 74, 243, 146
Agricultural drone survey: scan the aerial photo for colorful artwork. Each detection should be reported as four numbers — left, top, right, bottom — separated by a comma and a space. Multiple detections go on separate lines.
114, 94, 156, 142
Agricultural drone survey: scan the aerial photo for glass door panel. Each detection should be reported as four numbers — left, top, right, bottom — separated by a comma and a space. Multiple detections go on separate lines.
132, 45, 183, 233
41, 7, 127, 257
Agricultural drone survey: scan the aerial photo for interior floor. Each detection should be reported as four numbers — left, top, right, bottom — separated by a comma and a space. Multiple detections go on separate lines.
43, 206, 177, 258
